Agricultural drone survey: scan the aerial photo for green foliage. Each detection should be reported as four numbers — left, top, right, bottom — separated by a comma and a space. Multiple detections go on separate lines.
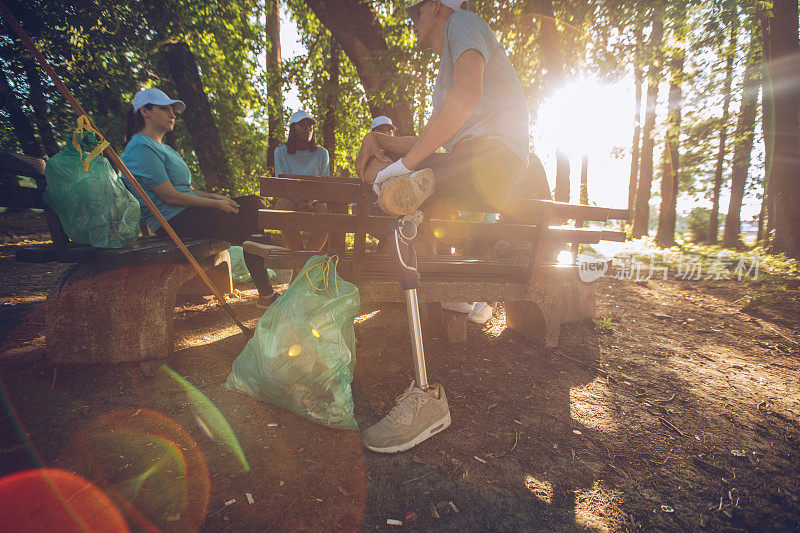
687, 207, 710, 243
595, 316, 616, 334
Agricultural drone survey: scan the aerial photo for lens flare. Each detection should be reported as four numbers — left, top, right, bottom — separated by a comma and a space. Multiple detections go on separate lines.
288, 344, 302, 357
0, 468, 129, 533
311, 328, 320, 338
159, 365, 250, 472
58, 409, 210, 532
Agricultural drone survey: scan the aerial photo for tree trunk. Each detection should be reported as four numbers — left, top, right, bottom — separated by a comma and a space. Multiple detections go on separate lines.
266, 0, 282, 168
709, 11, 738, 244
759, 14, 774, 244
527, 0, 570, 202
161, 41, 233, 190
632, 9, 664, 238
303, 0, 415, 134
579, 153, 588, 205
0, 65, 44, 158
628, 64, 643, 222
322, 39, 340, 174
656, 44, 685, 248
722, 34, 760, 249
763, 0, 800, 258
23, 59, 60, 156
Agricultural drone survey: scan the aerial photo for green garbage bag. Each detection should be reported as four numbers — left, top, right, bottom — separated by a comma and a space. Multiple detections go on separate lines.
228, 246, 275, 283
224, 255, 360, 430
44, 126, 140, 248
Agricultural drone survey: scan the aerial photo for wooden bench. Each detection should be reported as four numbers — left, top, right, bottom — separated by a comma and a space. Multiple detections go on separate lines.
251, 172, 628, 347
1, 151, 233, 370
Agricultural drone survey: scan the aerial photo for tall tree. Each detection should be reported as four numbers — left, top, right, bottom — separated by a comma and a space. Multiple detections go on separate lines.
160, 41, 234, 190
527, 0, 571, 202
656, 2, 687, 248
632, 6, 664, 238
708, 4, 738, 244
627, 27, 645, 222
722, 27, 760, 248
301, 0, 416, 134
22, 58, 60, 156
321, 39, 340, 173
579, 153, 588, 205
0, 65, 44, 158
266, 0, 282, 168
762, 0, 800, 257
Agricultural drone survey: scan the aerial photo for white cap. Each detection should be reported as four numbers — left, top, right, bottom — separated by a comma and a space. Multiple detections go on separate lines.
406, 0, 468, 25
132, 88, 186, 113
370, 116, 396, 131
289, 109, 316, 125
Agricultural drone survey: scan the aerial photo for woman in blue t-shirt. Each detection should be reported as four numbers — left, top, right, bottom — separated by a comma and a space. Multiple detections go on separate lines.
121, 88, 276, 307
271, 110, 329, 251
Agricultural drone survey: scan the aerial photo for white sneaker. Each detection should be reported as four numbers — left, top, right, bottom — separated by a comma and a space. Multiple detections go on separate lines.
361, 382, 451, 453
468, 302, 493, 324
441, 301, 474, 313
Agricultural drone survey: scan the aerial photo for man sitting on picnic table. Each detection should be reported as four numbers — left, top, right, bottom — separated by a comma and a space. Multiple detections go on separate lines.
354, 0, 530, 452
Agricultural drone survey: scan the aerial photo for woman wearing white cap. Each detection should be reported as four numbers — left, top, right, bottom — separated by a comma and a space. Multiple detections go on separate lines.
271, 110, 330, 252
122, 88, 278, 307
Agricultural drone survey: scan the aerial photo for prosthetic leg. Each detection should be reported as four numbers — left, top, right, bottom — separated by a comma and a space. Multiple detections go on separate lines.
388, 212, 429, 391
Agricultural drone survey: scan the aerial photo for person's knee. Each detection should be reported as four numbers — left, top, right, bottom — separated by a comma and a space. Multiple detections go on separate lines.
364, 157, 393, 185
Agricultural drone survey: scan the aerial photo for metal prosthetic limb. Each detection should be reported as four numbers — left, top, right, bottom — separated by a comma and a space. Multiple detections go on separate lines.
388, 212, 429, 391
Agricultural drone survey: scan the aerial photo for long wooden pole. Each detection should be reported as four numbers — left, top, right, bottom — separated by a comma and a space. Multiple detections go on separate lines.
0, 2, 253, 337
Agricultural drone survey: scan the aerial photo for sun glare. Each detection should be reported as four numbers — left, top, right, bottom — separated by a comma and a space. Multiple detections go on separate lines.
534, 78, 634, 207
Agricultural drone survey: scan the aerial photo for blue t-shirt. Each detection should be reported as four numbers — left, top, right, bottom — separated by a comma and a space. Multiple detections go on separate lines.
432, 10, 529, 164
273, 144, 330, 176
121, 133, 198, 232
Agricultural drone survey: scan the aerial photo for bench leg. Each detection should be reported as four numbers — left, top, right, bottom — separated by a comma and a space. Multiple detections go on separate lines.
505, 279, 596, 348
45, 261, 203, 365
176, 250, 233, 297
505, 300, 560, 347
441, 309, 468, 344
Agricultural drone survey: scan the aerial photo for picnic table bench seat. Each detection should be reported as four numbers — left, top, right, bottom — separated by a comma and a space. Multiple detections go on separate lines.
1, 151, 233, 371
252, 173, 628, 347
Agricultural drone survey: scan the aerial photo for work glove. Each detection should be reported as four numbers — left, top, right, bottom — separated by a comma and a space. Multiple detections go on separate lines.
374, 158, 412, 195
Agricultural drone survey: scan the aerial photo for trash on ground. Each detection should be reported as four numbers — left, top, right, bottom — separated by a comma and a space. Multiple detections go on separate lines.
386, 518, 403, 526
474, 456, 486, 463
405, 511, 417, 524
449, 501, 459, 513
246, 493, 254, 505
224, 255, 360, 430
225, 499, 236, 506
661, 505, 674, 513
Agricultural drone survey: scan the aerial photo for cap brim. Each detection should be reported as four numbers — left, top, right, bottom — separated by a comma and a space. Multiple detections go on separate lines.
167, 99, 186, 112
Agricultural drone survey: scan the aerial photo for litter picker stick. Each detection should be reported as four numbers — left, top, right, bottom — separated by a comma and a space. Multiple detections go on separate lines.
0, 2, 253, 337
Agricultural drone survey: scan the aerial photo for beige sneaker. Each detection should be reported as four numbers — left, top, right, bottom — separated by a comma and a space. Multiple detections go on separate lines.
377, 168, 435, 216
361, 381, 451, 453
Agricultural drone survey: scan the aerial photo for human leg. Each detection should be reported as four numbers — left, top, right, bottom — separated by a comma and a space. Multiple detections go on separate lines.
273, 198, 304, 251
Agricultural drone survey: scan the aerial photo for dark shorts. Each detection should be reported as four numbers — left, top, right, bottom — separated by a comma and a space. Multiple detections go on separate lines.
390, 139, 526, 214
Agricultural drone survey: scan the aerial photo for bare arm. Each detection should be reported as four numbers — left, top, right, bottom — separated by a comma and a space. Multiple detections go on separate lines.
152, 181, 239, 214
403, 49, 485, 170
355, 134, 419, 180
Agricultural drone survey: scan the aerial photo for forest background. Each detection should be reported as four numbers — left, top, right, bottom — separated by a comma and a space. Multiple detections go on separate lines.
1, 0, 798, 257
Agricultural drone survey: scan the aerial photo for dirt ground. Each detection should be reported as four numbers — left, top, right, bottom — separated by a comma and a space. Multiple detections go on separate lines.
1, 218, 799, 531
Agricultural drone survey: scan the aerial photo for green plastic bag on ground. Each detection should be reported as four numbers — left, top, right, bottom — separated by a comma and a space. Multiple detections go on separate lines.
228, 246, 275, 283
224, 255, 360, 429
44, 128, 140, 248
